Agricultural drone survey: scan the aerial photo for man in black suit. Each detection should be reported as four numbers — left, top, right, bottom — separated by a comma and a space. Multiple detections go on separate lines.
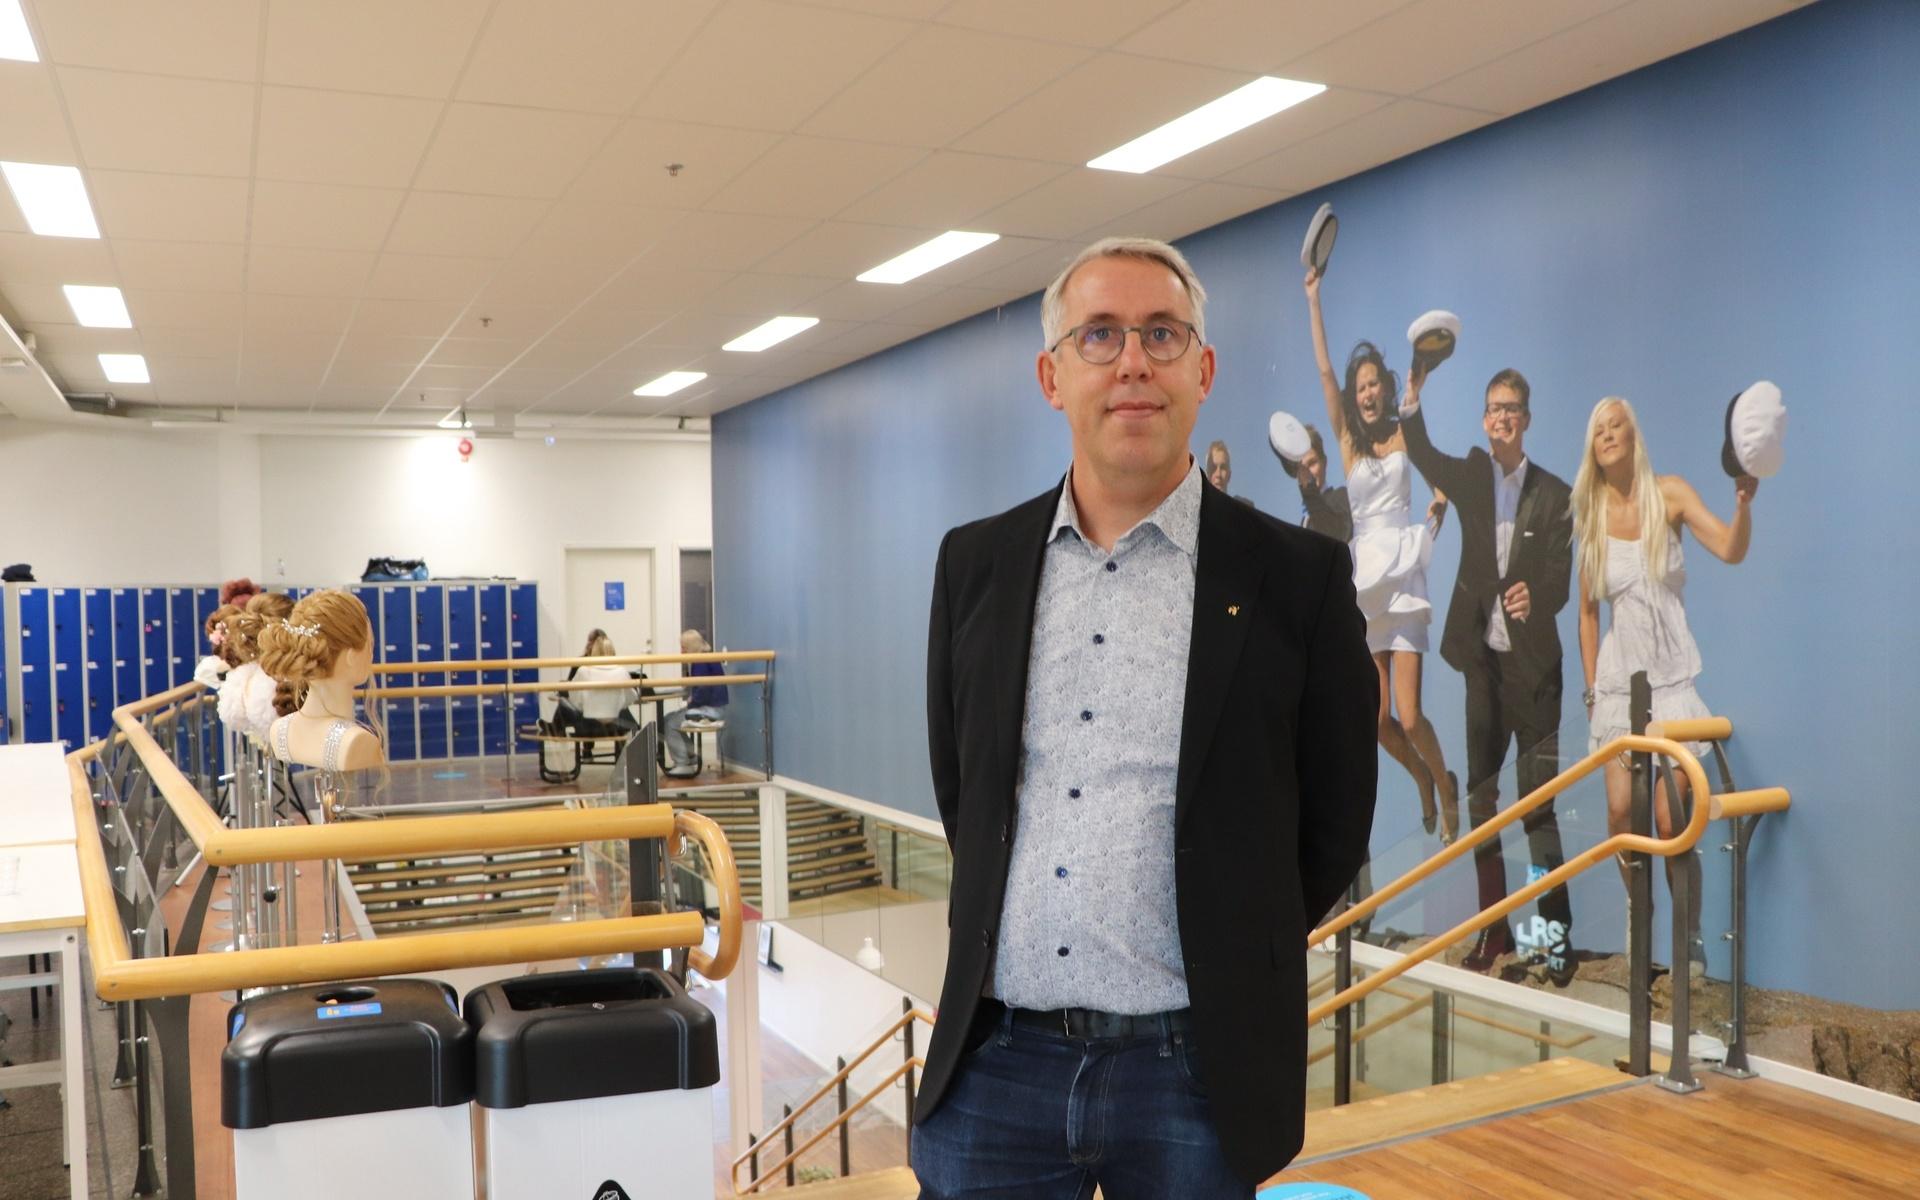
1400, 367, 1576, 981
1294, 422, 1353, 542
912, 237, 1377, 1196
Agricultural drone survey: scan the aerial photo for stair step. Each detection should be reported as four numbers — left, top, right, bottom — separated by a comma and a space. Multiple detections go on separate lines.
365, 893, 563, 925
784, 833, 866, 855
790, 850, 879, 876
774, 1166, 917, 1199
347, 851, 575, 883
790, 816, 861, 836
789, 866, 883, 891
358, 872, 575, 905
380, 913, 555, 938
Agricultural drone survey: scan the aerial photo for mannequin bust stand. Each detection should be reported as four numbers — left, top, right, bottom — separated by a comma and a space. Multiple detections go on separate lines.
268, 638, 385, 772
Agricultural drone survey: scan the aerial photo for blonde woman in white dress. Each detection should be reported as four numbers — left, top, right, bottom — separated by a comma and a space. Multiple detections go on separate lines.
1307, 267, 1459, 842
1574, 397, 1757, 973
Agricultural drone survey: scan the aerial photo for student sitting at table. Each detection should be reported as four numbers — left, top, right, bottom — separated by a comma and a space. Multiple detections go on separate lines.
551, 629, 644, 738
664, 629, 728, 778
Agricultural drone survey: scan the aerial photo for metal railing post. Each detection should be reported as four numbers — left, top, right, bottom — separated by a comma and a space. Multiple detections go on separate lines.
130, 999, 161, 1196
1713, 741, 1758, 1078
1627, 670, 1653, 1078
902, 995, 918, 1136
1333, 881, 1354, 1106
783, 1103, 796, 1187
762, 658, 774, 781
1658, 759, 1701, 1094
836, 1054, 851, 1178
1429, 991, 1453, 1085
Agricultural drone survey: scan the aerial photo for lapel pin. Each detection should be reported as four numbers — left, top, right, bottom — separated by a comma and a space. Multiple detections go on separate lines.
1227, 605, 1240, 616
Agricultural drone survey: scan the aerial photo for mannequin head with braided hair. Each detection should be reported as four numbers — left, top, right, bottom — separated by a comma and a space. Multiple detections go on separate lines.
255, 590, 385, 771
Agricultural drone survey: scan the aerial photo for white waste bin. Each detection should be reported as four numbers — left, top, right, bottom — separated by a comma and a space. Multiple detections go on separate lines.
467, 967, 720, 1200
222, 979, 475, 1200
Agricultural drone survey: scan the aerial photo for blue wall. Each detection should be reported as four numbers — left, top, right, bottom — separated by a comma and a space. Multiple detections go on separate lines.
716, 0, 1920, 1008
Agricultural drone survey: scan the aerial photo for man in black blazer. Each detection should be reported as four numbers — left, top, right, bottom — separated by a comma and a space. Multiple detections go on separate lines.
912, 237, 1377, 1196
1400, 367, 1576, 981
1294, 422, 1353, 543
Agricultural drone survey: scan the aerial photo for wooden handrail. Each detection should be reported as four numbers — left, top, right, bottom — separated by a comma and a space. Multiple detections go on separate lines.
1709, 787, 1790, 820
1306, 734, 1756, 1026
65, 757, 719, 1000
1371, 983, 1593, 1051
737, 1057, 927, 1195
729, 1008, 935, 1188
1647, 716, 1732, 743
366, 673, 765, 700
372, 650, 775, 675
671, 810, 742, 981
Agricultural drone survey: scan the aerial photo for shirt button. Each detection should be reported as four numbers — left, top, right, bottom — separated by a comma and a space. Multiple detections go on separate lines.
1068, 788, 1081, 799
1104, 561, 1117, 573
1056, 867, 1069, 879
1092, 633, 1104, 645
1080, 710, 1092, 722
1057, 946, 1070, 957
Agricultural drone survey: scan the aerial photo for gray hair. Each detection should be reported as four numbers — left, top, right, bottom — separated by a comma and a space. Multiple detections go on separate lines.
1040, 236, 1208, 349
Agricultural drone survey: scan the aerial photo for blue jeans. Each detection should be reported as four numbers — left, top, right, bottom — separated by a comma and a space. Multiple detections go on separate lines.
911, 1005, 1249, 1199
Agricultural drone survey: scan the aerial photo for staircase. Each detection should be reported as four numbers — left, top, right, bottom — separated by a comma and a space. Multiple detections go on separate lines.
346, 844, 580, 934
664, 793, 884, 907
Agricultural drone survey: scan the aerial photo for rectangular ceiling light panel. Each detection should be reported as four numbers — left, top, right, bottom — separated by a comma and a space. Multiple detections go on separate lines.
858, 231, 999, 285
722, 315, 820, 353
633, 370, 707, 397
0, 0, 36, 62
1, 161, 101, 238
99, 353, 150, 383
1088, 77, 1326, 174
63, 285, 133, 329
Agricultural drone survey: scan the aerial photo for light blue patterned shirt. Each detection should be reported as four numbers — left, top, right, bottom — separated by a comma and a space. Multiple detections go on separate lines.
991, 459, 1201, 1015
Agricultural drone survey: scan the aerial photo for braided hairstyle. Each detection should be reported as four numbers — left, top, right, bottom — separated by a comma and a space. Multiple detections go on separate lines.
205, 603, 243, 668
256, 590, 373, 713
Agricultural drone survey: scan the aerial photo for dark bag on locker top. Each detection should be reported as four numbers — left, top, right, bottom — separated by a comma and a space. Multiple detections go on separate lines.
2, 563, 34, 581
361, 557, 429, 582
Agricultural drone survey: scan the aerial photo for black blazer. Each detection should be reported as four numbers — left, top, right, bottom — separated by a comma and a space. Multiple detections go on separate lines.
1401, 407, 1573, 686
1300, 482, 1353, 544
918, 477, 1378, 1185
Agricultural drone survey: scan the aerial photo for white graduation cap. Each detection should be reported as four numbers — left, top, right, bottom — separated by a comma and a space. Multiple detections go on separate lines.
1407, 309, 1461, 375
1300, 203, 1338, 273
1268, 410, 1312, 478
1721, 380, 1786, 478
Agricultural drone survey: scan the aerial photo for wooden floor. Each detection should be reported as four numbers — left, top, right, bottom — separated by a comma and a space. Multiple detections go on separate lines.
1268, 1071, 1920, 1198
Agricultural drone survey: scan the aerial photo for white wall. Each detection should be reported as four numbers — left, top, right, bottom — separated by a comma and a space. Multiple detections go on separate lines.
257, 433, 712, 664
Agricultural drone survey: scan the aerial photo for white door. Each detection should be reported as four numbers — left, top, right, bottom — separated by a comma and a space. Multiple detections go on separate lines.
564, 548, 654, 659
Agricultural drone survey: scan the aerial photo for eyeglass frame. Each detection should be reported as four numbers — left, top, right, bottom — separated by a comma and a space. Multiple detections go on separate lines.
1047, 319, 1201, 365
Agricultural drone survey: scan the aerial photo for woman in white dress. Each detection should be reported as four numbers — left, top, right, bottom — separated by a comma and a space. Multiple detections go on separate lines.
1306, 267, 1459, 841
1574, 397, 1757, 973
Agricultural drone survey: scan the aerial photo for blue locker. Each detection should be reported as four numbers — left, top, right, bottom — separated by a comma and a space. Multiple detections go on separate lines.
51, 589, 84, 750
379, 587, 417, 762
111, 589, 139, 713
168, 588, 197, 687
17, 588, 52, 744
415, 585, 448, 760
509, 583, 538, 748
446, 586, 480, 758
478, 584, 510, 754
84, 589, 113, 744
0, 588, 8, 743
141, 588, 169, 698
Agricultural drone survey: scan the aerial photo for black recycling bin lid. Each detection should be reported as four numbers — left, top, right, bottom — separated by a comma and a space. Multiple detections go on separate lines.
222, 978, 474, 1130
465, 966, 720, 1109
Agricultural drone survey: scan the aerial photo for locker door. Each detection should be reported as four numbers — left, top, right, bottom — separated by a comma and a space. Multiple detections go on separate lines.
445, 586, 480, 758
508, 583, 538, 748
168, 588, 197, 686
0, 587, 8, 743
414, 585, 448, 760
380, 587, 416, 761
478, 584, 510, 754
111, 589, 139, 713
17, 587, 52, 744
84, 589, 113, 744
141, 589, 169, 698
52, 589, 84, 750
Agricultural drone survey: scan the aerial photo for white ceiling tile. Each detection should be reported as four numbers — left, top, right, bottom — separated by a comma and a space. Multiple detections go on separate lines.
86, 171, 251, 243
383, 193, 549, 258
426, 337, 537, 369
142, 355, 241, 388
406, 363, 502, 392
111, 240, 248, 293
1284, 0, 1625, 94
595, 266, 735, 309
487, 366, 579, 394
1081, 180, 1291, 243
952, 52, 1254, 165
883, 285, 1013, 329
324, 361, 418, 389
916, 234, 1063, 287
801, 25, 1093, 147
1220, 99, 1498, 192
804, 0, 947, 15
261, 0, 489, 98
255, 87, 444, 189
541, 306, 671, 347
0, 281, 72, 324
505, 338, 623, 370
937, 0, 1186, 48
58, 69, 255, 176
364, 255, 495, 301
1115, 0, 1408, 72
243, 293, 357, 334
139, 327, 243, 358
517, 204, 688, 265
799, 278, 947, 324
634, 308, 782, 350
331, 331, 439, 365
834, 151, 1069, 229
32, 0, 261, 81
0, 230, 116, 282
749, 221, 930, 279
121, 289, 245, 332
241, 328, 340, 366
457, 0, 717, 113
566, 119, 782, 209
0, 62, 79, 163
1133, 87, 1396, 181
246, 245, 378, 298
349, 298, 468, 337
629, 211, 814, 273
706, 137, 925, 220
414, 105, 620, 200
472, 255, 618, 309
424, 304, 557, 344
249, 181, 406, 252
974, 168, 1189, 239
1419, 0, 1807, 115
952, 239, 1079, 298
809, 321, 928, 362
19, 324, 137, 355
698, 273, 840, 316
636, 0, 916, 131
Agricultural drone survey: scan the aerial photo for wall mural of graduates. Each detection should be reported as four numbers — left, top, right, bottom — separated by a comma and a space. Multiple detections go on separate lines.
1241, 204, 1788, 988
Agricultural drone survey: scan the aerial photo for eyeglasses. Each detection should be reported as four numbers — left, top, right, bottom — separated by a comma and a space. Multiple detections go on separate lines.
1484, 401, 1526, 418
1049, 320, 1198, 365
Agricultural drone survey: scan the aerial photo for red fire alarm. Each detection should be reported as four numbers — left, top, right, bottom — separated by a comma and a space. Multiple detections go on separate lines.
457, 436, 474, 463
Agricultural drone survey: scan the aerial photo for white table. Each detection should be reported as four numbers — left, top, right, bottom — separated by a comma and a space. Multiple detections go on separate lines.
0, 743, 77, 845
0, 820, 90, 1199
